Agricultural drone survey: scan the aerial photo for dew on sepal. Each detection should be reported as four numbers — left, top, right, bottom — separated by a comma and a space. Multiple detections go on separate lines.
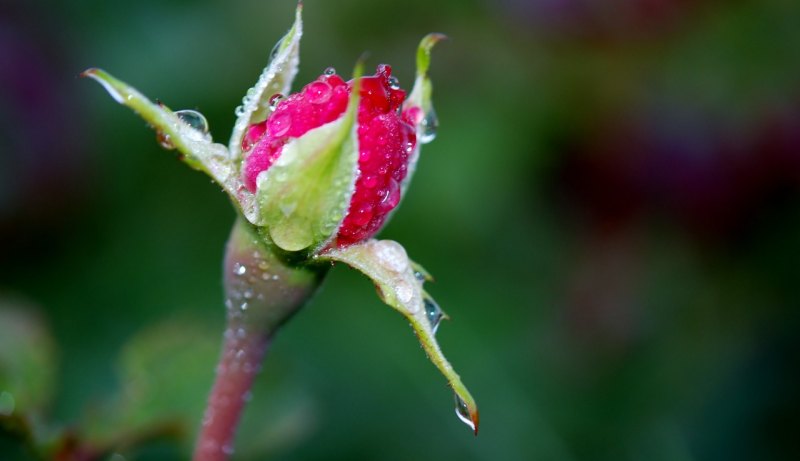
419, 107, 438, 144
373, 240, 409, 273
423, 297, 444, 333
175, 109, 210, 134
454, 393, 478, 434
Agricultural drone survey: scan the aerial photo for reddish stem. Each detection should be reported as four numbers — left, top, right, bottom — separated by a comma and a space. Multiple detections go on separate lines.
193, 219, 325, 461
194, 332, 270, 461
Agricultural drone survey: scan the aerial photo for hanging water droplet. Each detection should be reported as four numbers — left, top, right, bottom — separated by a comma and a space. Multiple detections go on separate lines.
175, 109, 210, 134
234, 105, 245, 117
424, 297, 444, 333
419, 107, 438, 144
454, 393, 477, 434
324, 66, 336, 76
269, 93, 284, 110
156, 131, 175, 150
388, 75, 400, 90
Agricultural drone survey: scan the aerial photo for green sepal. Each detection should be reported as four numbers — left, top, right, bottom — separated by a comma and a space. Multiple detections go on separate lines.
402, 33, 445, 189
228, 3, 303, 162
317, 239, 479, 434
82, 68, 241, 199
255, 64, 363, 253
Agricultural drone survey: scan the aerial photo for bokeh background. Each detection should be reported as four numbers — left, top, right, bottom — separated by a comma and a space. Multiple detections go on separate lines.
2, 0, 799, 460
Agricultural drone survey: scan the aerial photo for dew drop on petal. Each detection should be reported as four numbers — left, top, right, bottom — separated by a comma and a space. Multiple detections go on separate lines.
388, 76, 400, 90
305, 81, 332, 104
269, 93, 284, 110
324, 66, 336, 76
268, 112, 292, 137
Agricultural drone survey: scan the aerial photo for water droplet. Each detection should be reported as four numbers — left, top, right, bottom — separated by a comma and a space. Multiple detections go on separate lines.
305, 81, 332, 104
454, 393, 477, 433
324, 66, 336, 76
236, 327, 247, 339
240, 302, 249, 311
243, 289, 254, 299
419, 108, 438, 144
279, 201, 297, 217
388, 76, 400, 90
156, 131, 175, 150
395, 280, 414, 306
424, 298, 444, 333
268, 112, 292, 137
374, 241, 409, 273
414, 271, 426, 282
175, 109, 210, 134
234, 263, 247, 276
269, 93, 284, 110
235, 105, 245, 117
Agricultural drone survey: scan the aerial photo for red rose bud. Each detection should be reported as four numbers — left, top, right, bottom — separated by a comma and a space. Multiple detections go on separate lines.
241, 65, 418, 246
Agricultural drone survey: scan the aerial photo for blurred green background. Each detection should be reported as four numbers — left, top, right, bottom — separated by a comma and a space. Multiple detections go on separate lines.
2, 0, 800, 460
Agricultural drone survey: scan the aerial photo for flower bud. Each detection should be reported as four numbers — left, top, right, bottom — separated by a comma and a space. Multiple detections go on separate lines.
241, 64, 418, 249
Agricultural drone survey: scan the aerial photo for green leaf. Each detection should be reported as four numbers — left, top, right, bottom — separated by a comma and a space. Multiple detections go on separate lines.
255, 65, 362, 253
228, 3, 304, 162
318, 240, 479, 434
0, 303, 56, 415
82, 318, 219, 448
82, 68, 240, 199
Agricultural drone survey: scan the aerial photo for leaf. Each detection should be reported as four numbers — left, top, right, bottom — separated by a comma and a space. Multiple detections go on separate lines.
82, 68, 240, 200
0, 302, 56, 415
255, 65, 362, 253
81, 318, 219, 447
318, 240, 479, 434
228, 3, 304, 162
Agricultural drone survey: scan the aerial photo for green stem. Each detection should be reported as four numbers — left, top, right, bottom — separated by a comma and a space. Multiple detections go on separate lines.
193, 219, 326, 461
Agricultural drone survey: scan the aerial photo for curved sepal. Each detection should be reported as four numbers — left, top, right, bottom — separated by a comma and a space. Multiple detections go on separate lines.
402, 33, 445, 190
318, 239, 479, 434
82, 68, 240, 197
228, 3, 303, 162
255, 66, 362, 253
